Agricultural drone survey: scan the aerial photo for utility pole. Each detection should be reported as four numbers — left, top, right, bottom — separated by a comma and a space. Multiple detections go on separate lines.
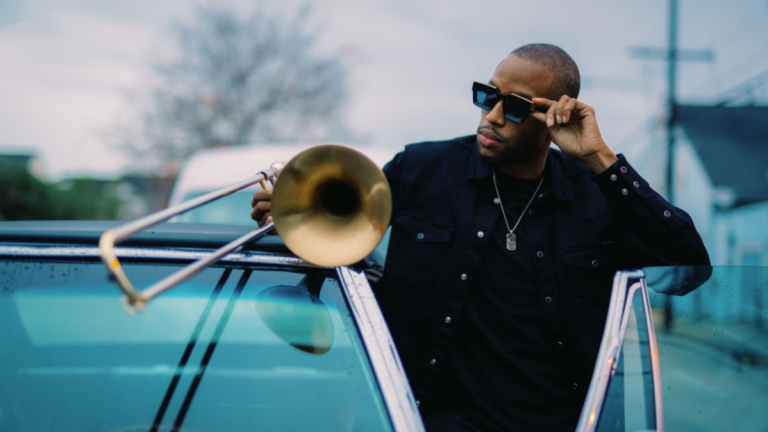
629, 0, 714, 205
666, 0, 678, 205
629, 0, 714, 332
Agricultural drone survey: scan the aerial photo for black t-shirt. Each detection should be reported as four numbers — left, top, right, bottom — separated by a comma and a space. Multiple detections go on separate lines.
434, 172, 579, 431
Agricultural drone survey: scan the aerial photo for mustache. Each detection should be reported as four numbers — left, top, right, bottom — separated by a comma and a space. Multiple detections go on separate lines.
477, 126, 509, 143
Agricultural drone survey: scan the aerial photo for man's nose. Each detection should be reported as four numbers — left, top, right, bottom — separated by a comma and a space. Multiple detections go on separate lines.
485, 100, 506, 126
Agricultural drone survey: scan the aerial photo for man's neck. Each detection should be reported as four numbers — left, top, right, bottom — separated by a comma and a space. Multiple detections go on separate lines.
493, 149, 549, 179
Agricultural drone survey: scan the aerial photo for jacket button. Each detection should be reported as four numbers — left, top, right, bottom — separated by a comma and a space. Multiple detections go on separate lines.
461, 273, 467, 280
621, 188, 629, 196
416, 400, 420, 407
633, 181, 640, 188
663, 210, 671, 217
591, 260, 599, 267
430, 358, 437, 365
417, 233, 424, 240
528, 209, 535, 215
536, 251, 544, 258
477, 231, 484, 238
544, 296, 553, 304
573, 383, 579, 390
610, 174, 617, 181
557, 341, 564, 349
620, 166, 628, 173
494, 197, 500, 204
445, 316, 452, 323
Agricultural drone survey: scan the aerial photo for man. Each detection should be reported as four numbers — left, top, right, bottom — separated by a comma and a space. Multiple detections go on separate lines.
252, 44, 709, 431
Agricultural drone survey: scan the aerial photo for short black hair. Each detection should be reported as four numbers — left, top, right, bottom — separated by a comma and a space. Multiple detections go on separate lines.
510, 44, 580, 99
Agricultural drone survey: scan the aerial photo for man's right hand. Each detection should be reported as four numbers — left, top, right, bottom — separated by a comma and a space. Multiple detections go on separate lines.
250, 190, 273, 227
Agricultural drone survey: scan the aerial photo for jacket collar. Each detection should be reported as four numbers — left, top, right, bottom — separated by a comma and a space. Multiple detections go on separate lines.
468, 139, 574, 201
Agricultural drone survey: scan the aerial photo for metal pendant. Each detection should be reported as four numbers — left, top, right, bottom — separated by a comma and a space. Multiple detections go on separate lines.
506, 232, 517, 251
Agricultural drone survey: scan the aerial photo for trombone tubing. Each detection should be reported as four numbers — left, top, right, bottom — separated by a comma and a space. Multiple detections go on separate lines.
132, 222, 274, 306
99, 167, 280, 309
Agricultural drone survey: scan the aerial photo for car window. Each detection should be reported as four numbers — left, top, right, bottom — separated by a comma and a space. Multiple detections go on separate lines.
176, 189, 258, 225
645, 266, 768, 432
0, 259, 393, 432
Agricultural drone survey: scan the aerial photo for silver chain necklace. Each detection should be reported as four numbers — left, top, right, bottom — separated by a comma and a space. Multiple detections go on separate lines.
491, 167, 545, 251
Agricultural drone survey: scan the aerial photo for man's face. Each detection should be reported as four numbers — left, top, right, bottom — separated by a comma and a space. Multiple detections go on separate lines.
476, 54, 555, 165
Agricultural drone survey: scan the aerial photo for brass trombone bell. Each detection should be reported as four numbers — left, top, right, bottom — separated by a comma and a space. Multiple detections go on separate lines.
272, 145, 392, 267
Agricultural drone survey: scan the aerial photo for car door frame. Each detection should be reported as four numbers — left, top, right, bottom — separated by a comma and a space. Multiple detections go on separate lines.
576, 269, 664, 432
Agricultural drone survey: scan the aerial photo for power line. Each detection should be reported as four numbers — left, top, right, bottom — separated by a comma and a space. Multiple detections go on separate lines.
690, 44, 768, 94
648, 68, 768, 135
615, 116, 663, 149
714, 68, 768, 105
680, 1, 768, 96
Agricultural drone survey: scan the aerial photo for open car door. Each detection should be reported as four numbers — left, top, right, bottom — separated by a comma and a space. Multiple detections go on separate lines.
578, 270, 663, 432
580, 265, 768, 432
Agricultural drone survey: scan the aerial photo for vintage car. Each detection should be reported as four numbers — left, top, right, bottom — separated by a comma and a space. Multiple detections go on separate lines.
1, 221, 767, 431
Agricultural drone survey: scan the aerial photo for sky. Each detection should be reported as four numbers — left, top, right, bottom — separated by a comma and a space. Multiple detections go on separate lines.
1, 0, 767, 179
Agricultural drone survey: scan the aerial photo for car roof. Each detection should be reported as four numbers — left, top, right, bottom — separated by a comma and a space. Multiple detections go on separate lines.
0, 220, 290, 253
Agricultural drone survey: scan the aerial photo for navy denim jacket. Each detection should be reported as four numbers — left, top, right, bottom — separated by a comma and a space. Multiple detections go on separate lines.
376, 135, 709, 411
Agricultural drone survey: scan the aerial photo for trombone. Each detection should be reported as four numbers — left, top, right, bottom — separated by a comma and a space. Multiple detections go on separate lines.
99, 145, 392, 311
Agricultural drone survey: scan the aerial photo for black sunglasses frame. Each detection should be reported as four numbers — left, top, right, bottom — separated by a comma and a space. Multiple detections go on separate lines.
472, 81, 548, 123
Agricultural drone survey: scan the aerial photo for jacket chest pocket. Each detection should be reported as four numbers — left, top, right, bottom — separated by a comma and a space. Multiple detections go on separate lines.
387, 212, 453, 284
561, 240, 618, 308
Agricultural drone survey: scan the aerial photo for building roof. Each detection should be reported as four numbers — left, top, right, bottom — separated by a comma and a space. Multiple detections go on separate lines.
677, 104, 768, 207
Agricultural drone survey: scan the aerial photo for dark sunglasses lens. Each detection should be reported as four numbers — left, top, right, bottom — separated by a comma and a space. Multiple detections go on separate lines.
503, 96, 531, 122
473, 84, 499, 110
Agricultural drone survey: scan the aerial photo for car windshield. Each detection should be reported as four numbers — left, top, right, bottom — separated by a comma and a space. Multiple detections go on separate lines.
0, 258, 393, 432
175, 190, 258, 225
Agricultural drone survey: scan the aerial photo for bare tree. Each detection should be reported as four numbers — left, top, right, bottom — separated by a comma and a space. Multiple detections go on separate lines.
115, 5, 351, 171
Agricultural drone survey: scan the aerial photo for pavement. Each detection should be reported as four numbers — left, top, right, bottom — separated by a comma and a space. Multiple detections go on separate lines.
651, 310, 768, 432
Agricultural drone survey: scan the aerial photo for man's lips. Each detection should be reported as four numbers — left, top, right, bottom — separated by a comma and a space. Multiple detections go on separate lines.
478, 130, 501, 147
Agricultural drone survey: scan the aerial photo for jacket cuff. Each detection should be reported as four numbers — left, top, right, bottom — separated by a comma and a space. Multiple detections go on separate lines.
590, 154, 649, 200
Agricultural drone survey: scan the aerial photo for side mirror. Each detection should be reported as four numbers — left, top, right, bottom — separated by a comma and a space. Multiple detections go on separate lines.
255, 275, 334, 354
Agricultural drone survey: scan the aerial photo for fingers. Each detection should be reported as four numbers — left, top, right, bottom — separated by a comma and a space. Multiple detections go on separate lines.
531, 111, 547, 124
562, 98, 578, 123
250, 189, 274, 226
250, 199, 272, 225
532, 96, 591, 126
552, 95, 571, 125
251, 189, 272, 208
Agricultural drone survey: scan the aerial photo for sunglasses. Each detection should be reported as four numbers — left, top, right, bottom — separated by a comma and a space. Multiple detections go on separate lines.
472, 81, 547, 123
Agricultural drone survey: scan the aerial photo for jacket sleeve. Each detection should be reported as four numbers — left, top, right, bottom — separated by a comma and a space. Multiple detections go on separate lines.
590, 154, 711, 267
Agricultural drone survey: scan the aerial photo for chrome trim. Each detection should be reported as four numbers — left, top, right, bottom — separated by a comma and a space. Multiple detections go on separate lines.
640, 277, 665, 431
617, 281, 644, 351
576, 269, 645, 432
0, 244, 319, 268
336, 266, 425, 432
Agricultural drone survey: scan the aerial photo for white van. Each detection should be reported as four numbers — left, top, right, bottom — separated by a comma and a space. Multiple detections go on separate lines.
168, 143, 398, 226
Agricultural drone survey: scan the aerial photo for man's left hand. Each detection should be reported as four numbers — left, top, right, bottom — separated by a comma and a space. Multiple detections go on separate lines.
531, 96, 618, 173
